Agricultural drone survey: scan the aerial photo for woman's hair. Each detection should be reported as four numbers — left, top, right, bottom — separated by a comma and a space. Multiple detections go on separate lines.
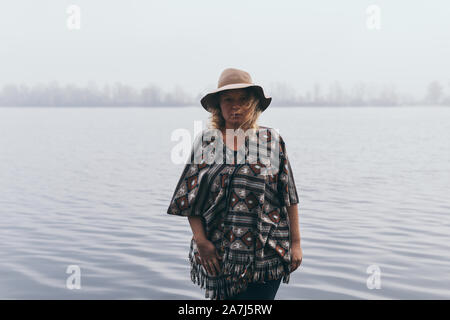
207, 87, 262, 131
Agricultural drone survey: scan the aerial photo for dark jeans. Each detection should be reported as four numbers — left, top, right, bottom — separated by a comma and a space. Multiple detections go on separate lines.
226, 278, 282, 300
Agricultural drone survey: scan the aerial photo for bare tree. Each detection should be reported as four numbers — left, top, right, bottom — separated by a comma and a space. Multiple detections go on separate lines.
424, 81, 444, 105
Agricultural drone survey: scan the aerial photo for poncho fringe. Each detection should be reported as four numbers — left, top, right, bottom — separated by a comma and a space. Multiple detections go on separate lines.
189, 249, 291, 300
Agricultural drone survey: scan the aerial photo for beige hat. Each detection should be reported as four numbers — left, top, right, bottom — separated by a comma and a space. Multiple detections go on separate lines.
200, 68, 272, 112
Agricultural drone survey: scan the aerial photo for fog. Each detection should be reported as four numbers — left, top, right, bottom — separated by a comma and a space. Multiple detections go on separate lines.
1, 0, 449, 104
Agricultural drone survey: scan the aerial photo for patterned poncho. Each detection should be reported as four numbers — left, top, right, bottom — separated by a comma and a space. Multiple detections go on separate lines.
167, 126, 299, 300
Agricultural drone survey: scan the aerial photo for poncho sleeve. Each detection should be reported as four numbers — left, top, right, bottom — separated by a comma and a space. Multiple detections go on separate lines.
277, 135, 299, 208
166, 132, 208, 217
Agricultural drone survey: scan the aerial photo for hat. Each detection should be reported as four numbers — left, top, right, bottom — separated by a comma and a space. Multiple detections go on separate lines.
200, 68, 272, 112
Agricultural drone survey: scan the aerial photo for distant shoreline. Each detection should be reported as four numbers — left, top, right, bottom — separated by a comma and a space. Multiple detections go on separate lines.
0, 105, 448, 108
1, 81, 449, 107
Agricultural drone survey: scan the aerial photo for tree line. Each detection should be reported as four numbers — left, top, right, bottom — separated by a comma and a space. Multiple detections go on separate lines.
0, 80, 449, 107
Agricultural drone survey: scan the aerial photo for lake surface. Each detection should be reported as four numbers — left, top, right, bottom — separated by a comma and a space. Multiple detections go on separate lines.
0, 106, 449, 299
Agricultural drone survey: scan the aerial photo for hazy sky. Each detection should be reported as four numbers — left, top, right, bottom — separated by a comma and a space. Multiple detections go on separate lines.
1, 0, 449, 98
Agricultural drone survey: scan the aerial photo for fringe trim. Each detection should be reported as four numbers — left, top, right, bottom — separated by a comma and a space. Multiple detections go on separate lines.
189, 252, 291, 300
252, 259, 291, 285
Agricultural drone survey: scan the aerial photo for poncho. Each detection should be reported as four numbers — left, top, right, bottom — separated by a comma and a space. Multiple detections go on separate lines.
167, 126, 299, 300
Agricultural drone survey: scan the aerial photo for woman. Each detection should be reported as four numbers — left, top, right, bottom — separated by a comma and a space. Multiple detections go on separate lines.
167, 68, 302, 300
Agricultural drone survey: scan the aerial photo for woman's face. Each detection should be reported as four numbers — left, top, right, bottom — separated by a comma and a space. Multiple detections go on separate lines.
218, 89, 250, 129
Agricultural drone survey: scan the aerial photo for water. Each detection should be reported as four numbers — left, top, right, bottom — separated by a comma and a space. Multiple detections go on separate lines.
0, 106, 449, 299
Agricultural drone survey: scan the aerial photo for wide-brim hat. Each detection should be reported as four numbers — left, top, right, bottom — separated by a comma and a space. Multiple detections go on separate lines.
200, 68, 272, 112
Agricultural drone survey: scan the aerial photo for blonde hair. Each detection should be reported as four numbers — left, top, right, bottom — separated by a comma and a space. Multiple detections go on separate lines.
207, 87, 262, 132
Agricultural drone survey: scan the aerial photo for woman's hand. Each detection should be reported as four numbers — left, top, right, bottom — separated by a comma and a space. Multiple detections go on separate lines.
196, 239, 222, 276
290, 242, 303, 272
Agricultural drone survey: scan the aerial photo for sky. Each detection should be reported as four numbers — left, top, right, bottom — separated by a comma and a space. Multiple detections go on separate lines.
1, 0, 449, 99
